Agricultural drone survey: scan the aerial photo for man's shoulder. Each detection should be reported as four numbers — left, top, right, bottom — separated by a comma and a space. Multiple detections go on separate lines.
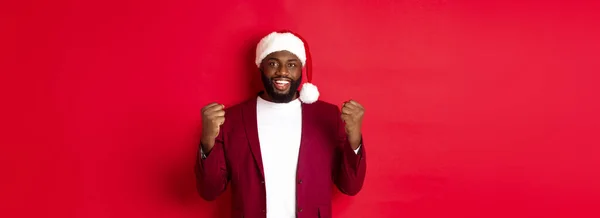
225, 100, 249, 110
223, 97, 254, 114
219, 98, 254, 130
312, 100, 338, 107
307, 100, 340, 114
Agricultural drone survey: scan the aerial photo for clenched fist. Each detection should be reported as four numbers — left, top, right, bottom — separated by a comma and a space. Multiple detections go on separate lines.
201, 103, 225, 152
341, 100, 365, 149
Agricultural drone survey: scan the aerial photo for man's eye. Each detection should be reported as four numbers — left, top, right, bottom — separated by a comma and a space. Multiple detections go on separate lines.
288, 63, 296, 68
269, 62, 277, 67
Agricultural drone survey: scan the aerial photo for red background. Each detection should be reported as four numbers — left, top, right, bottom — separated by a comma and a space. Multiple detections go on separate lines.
2, 0, 600, 217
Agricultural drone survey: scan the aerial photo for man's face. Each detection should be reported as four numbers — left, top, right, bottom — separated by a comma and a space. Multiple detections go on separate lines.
260, 50, 303, 103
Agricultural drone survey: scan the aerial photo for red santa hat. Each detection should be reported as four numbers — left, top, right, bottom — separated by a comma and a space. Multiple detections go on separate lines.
255, 30, 319, 104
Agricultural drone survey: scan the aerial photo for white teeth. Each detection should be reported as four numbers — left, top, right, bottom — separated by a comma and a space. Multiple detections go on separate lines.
275, 80, 290, 84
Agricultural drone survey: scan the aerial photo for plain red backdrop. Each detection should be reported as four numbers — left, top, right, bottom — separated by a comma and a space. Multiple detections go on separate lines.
2, 0, 600, 217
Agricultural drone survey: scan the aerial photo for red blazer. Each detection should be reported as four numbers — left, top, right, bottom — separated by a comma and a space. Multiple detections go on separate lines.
195, 96, 367, 218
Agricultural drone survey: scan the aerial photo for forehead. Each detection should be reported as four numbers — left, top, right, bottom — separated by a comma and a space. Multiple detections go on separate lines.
265, 50, 300, 61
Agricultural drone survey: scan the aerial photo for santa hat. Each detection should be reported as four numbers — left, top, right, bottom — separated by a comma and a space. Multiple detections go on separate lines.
255, 30, 319, 104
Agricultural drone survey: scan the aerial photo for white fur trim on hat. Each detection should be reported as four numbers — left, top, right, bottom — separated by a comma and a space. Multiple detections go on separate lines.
255, 32, 307, 67
299, 82, 319, 104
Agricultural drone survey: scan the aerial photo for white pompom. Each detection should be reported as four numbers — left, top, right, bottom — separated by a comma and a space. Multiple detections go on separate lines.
299, 82, 319, 104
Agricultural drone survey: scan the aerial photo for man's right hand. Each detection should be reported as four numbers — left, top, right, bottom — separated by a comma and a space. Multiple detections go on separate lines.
201, 103, 225, 152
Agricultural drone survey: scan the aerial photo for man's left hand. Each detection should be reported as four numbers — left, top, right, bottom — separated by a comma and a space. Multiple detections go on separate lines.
341, 100, 364, 149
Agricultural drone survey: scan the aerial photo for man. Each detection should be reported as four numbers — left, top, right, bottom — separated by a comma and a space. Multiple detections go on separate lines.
195, 30, 367, 218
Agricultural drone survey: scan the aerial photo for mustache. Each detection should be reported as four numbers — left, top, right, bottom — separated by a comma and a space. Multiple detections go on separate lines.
270, 76, 294, 81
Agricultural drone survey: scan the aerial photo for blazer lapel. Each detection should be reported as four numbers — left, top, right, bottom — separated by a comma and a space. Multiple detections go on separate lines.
242, 97, 265, 179
297, 102, 312, 178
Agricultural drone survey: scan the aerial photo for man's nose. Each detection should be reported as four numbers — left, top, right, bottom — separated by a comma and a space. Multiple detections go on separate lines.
276, 65, 289, 76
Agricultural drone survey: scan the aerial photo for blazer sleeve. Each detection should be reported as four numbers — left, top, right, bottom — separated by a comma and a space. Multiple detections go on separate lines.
332, 105, 367, 196
195, 128, 229, 201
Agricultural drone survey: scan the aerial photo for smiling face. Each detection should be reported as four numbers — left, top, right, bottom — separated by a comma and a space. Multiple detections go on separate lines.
259, 50, 303, 103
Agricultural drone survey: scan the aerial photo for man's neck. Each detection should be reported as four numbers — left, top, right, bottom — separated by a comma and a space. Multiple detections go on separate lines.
259, 91, 298, 103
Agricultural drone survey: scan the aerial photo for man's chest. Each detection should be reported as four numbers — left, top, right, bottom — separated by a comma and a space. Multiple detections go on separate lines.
256, 111, 302, 163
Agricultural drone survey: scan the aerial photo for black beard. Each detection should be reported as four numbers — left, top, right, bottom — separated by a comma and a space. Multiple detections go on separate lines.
260, 72, 302, 103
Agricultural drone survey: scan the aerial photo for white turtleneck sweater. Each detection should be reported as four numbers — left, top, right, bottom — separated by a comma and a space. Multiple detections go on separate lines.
256, 96, 303, 218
